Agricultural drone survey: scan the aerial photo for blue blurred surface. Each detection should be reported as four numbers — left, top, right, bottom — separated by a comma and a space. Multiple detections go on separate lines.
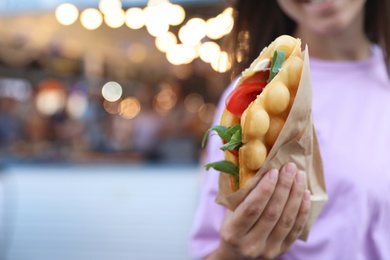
0, 163, 201, 260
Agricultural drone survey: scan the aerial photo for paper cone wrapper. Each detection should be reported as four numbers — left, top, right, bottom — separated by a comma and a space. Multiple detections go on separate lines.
215, 48, 328, 240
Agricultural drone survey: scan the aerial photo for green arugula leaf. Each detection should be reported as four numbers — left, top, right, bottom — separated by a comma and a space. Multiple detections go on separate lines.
205, 160, 239, 177
267, 50, 286, 83
225, 124, 241, 137
220, 126, 242, 151
201, 125, 229, 147
202, 124, 242, 190
201, 124, 242, 148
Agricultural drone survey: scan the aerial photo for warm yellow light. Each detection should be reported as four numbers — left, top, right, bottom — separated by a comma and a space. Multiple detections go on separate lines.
99, 0, 122, 15
154, 2, 177, 25
178, 25, 191, 45
105, 9, 125, 28
166, 44, 196, 65
216, 12, 234, 36
223, 7, 233, 15
167, 4, 185, 26
144, 5, 170, 37
119, 97, 141, 119
206, 18, 223, 40
55, 3, 79, 26
206, 10, 234, 40
146, 20, 169, 37
179, 18, 206, 46
199, 41, 221, 63
211, 51, 231, 73
125, 8, 145, 29
80, 8, 103, 30
155, 31, 177, 53
153, 88, 177, 114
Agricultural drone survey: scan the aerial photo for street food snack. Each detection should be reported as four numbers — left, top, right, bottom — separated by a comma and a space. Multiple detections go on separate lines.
202, 34, 327, 240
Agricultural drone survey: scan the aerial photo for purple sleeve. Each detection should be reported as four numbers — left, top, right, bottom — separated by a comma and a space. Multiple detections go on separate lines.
189, 82, 236, 259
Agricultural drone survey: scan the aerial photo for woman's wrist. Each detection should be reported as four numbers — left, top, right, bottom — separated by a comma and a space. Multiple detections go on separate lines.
204, 242, 237, 260
205, 241, 258, 260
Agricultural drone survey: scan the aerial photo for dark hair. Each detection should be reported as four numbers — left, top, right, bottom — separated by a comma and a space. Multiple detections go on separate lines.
226, 0, 390, 78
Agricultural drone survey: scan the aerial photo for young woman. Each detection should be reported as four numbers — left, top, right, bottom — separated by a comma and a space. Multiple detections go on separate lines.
190, 0, 390, 259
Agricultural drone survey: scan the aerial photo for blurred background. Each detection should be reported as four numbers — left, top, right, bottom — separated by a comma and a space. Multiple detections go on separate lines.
0, 0, 233, 259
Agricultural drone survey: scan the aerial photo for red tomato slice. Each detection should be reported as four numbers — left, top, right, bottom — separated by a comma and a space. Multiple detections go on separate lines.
226, 81, 267, 117
241, 70, 270, 84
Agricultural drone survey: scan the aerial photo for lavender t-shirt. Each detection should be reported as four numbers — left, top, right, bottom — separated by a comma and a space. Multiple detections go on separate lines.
190, 45, 390, 260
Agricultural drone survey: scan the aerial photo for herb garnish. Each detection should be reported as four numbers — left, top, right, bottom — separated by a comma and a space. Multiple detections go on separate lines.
202, 124, 242, 151
202, 124, 242, 190
267, 50, 286, 83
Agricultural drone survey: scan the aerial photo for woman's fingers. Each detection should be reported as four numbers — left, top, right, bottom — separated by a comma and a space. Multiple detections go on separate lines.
219, 163, 312, 260
246, 163, 298, 242
227, 169, 279, 236
267, 170, 307, 251
281, 189, 311, 249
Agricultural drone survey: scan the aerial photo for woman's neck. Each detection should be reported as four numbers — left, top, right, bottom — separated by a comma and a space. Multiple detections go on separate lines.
294, 15, 371, 61
296, 31, 371, 61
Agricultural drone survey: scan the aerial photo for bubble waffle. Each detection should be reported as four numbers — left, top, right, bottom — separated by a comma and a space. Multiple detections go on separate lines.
220, 35, 304, 191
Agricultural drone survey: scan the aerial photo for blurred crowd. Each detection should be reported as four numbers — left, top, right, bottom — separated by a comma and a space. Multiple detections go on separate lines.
0, 65, 228, 164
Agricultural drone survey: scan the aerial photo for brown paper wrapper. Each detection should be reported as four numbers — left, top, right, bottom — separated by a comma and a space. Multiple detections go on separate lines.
215, 48, 328, 240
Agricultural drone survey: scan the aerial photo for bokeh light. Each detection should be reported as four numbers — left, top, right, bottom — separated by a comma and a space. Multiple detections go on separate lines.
211, 51, 231, 73
153, 88, 177, 114
104, 9, 125, 28
167, 4, 185, 26
199, 41, 221, 63
80, 8, 103, 30
184, 93, 204, 113
125, 8, 145, 29
206, 11, 234, 40
99, 0, 122, 16
166, 44, 197, 65
66, 91, 88, 119
118, 97, 141, 119
146, 20, 169, 37
55, 3, 79, 26
155, 31, 177, 53
101, 81, 123, 102
144, 5, 170, 37
178, 18, 206, 46
35, 80, 66, 116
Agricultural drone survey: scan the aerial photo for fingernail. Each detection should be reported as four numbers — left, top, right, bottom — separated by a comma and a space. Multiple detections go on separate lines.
304, 190, 311, 202
296, 171, 305, 184
285, 163, 297, 175
268, 169, 279, 183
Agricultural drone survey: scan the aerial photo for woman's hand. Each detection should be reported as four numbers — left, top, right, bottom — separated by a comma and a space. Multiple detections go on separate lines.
206, 162, 311, 260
